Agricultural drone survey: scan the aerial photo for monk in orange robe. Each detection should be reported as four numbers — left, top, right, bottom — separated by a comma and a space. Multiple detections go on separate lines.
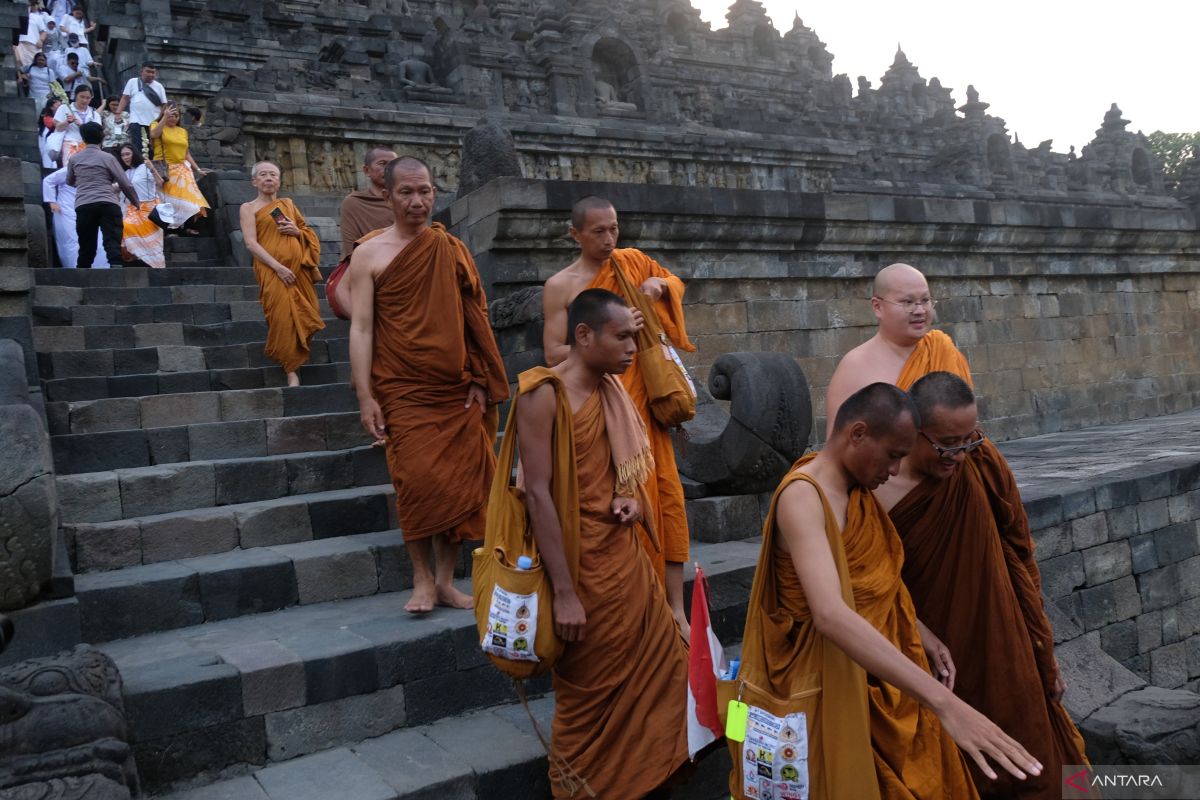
825, 262, 971, 435
517, 289, 688, 799
732, 382, 1043, 799
239, 161, 324, 387
542, 195, 695, 638
349, 156, 508, 613
875, 372, 1089, 799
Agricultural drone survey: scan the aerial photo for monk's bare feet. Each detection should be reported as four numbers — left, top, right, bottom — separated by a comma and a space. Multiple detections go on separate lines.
435, 583, 473, 610
405, 582, 437, 613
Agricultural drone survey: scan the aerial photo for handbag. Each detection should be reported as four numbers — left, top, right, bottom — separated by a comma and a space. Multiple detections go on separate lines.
609, 259, 697, 428
472, 376, 577, 680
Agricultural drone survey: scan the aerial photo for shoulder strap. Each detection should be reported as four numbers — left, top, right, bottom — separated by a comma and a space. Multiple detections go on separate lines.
606, 254, 666, 346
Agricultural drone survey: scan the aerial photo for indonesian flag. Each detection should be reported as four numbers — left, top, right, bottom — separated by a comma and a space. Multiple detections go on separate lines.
687, 563, 727, 759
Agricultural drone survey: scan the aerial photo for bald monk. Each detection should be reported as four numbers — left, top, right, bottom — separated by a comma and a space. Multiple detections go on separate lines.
825, 262, 971, 436
239, 161, 324, 387
874, 372, 1089, 799
542, 195, 694, 638
332, 146, 399, 319
518, 288, 689, 799
733, 382, 1042, 799
349, 155, 509, 613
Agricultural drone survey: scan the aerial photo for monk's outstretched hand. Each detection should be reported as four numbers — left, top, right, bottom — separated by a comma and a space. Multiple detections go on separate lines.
937, 699, 1043, 783
611, 496, 641, 525
359, 396, 386, 441
554, 591, 587, 642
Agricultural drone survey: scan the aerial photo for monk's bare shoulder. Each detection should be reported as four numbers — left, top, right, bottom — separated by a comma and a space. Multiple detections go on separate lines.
775, 475, 826, 552
543, 262, 592, 308
350, 231, 402, 276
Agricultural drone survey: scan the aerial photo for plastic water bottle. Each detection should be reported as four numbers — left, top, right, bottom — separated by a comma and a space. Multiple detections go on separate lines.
516, 555, 533, 570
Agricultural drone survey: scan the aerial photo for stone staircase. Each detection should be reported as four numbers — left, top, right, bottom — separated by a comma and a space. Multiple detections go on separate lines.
31, 244, 749, 799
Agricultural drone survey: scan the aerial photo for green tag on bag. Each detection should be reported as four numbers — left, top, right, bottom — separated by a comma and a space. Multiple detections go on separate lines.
725, 699, 749, 742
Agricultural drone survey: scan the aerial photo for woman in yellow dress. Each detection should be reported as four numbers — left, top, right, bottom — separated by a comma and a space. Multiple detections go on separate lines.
149, 101, 209, 230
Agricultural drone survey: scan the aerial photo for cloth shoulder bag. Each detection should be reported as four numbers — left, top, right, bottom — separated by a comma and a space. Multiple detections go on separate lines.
609, 260, 696, 427
472, 369, 579, 680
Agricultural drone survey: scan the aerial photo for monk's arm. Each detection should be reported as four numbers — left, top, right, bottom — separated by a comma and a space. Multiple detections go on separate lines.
349, 249, 384, 439
517, 384, 586, 641
239, 204, 292, 278
777, 482, 1043, 781
541, 277, 571, 367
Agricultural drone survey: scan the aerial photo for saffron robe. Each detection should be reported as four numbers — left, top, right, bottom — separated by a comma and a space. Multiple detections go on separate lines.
339, 190, 393, 259
526, 372, 689, 799
251, 198, 324, 374
896, 329, 973, 390
370, 223, 508, 542
586, 248, 695, 578
889, 441, 1089, 799
737, 453, 980, 799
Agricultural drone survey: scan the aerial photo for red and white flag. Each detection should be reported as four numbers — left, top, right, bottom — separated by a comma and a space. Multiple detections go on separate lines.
687, 563, 727, 759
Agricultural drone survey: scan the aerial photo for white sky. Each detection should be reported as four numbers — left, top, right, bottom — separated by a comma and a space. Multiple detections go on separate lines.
690, 0, 1199, 154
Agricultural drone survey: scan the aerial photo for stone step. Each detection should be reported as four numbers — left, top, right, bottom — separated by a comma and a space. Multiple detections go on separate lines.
96, 540, 757, 791
48, 383, 360, 436
33, 318, 348, 354
42, 360, 350, 402
58, 445, 387, 527
31, 281, 327, 310
153, 696, 730, 800
32, 328, 350, 381
33, 265, 258, 287
51, 409, 362, 473
33, 298, 335, 328
75, 528, 408, 640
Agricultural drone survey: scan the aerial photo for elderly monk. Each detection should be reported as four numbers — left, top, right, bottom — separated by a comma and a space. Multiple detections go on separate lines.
333, 146, 398, 319
542, 195, 695, 639
874, 372, 1089, 799
349, 156, 508, 613
239, 161, 324, 387
825, 262, 971, 437
733, 382, 1043, 799
518, 288, 688, 799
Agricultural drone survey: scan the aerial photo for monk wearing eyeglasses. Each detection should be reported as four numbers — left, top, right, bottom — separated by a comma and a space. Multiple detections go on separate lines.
824, 263, 971, 437
874, 372, 1089, 799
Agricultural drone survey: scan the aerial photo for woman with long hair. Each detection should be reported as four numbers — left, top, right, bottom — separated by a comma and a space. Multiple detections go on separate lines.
149, 100, 209, 231
51, 83, 96, 164
37, 97, 62, 168
116, 142, 165, 268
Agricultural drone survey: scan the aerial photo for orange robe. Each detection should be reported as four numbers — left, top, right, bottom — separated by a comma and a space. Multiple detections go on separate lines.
889, 441, 1089, 799
370, 223, 509, 542
896, 329, 973, 390
525, 371, 689, 799
735, 454, 980, 799
252, 198, 324, 374
586, 248, 695, 579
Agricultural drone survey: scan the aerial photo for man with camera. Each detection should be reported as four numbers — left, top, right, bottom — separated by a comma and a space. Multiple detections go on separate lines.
117, 62, 167, 158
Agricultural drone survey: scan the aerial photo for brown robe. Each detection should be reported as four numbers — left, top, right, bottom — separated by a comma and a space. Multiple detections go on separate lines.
251, 198, 324, 374
536, 370, 689, 799
896, 329, 973, 390
889, 441, 1089, 799
585, 247, 695, 579
339, 189, 393, 259
370, 223, 508, 542
736, 453, 980, 799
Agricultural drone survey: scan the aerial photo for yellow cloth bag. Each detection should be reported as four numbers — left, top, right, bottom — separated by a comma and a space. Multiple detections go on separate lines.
472, 368, 580, 680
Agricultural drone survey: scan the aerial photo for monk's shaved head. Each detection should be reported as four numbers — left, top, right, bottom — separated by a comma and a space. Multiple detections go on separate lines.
251, 160, 280, 178
909, 372, 975, 426
364, 146, 398, 166
384, 156, 433, 190
571, 196, 616, 230
566, 289, 627, 345
833, 382, 920, 435
872, 263, 927, 298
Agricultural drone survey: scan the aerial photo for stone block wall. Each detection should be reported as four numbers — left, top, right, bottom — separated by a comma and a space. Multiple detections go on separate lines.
1030, 463, 1200, 691
450, 178, 1200, 444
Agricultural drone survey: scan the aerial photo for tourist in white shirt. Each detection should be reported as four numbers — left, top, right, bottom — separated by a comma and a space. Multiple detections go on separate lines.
61, 6, 95, 47
43, 165, 109, 269
13, 1, 49, 68
55, 52, 90, 96
52, 84, 97, 163
21, 52, 55, 110
117, 63, 167, 158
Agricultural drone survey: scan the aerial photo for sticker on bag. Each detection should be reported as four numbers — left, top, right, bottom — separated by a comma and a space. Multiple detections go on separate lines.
481, 584, 539, 662
740, 706, 809, 800
659, 335, 697, 397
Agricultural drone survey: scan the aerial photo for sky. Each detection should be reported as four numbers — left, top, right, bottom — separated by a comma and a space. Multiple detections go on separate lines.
689, 0, 1199, 154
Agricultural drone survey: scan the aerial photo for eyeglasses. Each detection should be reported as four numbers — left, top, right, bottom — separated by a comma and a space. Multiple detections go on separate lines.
874, 297, 936, 313
920, 429, 985, 457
